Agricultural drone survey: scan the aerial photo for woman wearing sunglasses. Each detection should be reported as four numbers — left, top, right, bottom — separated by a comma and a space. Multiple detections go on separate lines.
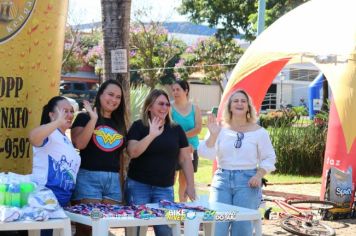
199, 89, 276, 236
125, 89, 196, 236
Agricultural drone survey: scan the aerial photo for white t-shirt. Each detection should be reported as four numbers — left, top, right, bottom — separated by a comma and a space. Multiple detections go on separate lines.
198, 127, 276, 172
31, 129, 81, 206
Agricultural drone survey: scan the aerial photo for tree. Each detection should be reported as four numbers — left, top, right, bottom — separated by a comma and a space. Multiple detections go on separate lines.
178, 0, 308, 40
175, 37, 243, 92
84, 41, 104, 83
100, 0, 132, 103
62, 27, 103, 73
62, 26, 83, 73
130, 20, 186, 89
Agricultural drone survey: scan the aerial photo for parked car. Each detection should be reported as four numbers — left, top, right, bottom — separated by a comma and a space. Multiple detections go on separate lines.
60, 81, 98, 109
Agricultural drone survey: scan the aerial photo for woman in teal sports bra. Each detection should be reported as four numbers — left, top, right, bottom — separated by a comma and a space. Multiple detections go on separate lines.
171, 80, 202, 202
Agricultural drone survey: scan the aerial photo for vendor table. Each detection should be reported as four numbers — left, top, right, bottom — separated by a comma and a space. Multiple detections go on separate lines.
0, 218, 72, 236
65, 201, 262, 236
65, 211, 180, 236
179, 201, 262, 236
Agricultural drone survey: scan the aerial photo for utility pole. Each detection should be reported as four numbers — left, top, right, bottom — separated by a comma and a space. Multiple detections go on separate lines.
257, 0, 266, 35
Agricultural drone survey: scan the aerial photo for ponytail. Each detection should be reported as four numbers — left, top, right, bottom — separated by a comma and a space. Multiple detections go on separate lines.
40, 96, 66, 125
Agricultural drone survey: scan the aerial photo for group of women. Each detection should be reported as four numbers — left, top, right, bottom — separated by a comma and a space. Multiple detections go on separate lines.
29, 79, 276, 236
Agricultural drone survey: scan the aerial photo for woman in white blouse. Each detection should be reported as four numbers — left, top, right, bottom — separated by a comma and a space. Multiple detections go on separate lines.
198, 89, 276, 236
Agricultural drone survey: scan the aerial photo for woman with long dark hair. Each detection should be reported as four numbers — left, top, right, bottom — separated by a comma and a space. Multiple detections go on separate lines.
71, 79, 128, 205
30, 96, 80, 206
29, 96, 81, 236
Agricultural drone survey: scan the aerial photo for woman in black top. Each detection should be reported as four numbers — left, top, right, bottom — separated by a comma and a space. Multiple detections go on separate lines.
126, 89, 195, 236
71, 80, 128, 205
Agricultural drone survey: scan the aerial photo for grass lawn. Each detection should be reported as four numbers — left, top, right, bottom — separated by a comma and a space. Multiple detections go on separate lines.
173, 158, 321, 201
175, 121, 322, 201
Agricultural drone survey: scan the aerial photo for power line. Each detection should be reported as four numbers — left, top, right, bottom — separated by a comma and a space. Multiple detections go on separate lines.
129, 62, 237, 72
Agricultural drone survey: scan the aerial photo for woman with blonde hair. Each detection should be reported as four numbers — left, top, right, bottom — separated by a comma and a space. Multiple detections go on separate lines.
125, 89, 195, 236
198, 89, 276, 236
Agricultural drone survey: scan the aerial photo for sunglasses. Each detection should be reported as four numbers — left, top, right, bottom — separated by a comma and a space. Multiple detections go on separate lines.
234, 132, 244, 148
156, 101, 171, 107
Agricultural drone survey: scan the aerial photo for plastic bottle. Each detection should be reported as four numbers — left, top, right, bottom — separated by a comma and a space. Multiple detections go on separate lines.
4, 184, 11, 206
20, 182, 35, 207
0, 183, 6, 205
8, 183, 21, 207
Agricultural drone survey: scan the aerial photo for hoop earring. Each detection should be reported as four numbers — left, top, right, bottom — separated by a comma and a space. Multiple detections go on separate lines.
246, 111, 251, 119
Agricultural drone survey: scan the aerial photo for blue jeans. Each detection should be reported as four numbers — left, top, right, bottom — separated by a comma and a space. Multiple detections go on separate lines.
210, 169, 260, 236
72, 169, 122, 202
125, 177, 174, 236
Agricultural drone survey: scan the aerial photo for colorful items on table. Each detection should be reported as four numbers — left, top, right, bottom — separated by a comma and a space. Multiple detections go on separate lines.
159, 200, 208, 212
65, 203, 165, 219
66, 201, 211, 220
0, 173, 36, 208
132, 204, 165, 219
20, 182, 35, 207
8, 184, 21, 207
0, 184, 5, 205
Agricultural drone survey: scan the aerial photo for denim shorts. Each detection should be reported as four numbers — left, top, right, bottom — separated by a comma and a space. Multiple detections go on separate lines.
124, 177, 174, 205
72, 168, 122, 202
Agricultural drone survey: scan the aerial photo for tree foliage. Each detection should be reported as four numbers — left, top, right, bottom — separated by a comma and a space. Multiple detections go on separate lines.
62, 27, 103, 73
179, 0, 308, 40
175, 37, 243, 91
62, 26, 83, 73
130, 20, 186, 89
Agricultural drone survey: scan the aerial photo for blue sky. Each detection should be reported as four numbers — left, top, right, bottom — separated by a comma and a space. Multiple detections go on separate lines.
68, 0, 188, 25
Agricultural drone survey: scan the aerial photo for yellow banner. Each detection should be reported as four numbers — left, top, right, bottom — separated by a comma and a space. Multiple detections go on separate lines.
0, 0, 68, 174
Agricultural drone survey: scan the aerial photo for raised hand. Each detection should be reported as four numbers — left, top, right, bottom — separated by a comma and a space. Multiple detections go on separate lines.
148, 116, 164, 138
54, 107, 67, 127
207, 114, 221, 136
83, 100, 98, 121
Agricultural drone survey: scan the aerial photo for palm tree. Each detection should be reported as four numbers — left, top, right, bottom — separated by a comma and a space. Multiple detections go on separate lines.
100, 0, 131, 100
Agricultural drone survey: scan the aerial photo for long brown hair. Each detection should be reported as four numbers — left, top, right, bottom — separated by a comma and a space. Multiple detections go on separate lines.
141, 89, 172, 126
94, 80, 128, 132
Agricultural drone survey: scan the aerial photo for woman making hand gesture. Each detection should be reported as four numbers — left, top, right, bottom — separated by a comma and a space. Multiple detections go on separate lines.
199, 89, 276, 236
126, 89, 195, 236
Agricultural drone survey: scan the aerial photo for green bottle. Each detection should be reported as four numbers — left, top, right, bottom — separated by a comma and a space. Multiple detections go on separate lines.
0, 184, 6, 205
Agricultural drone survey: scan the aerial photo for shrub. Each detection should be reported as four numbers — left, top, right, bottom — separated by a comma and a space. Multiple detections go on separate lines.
268, 124, 327, 175
130, 85, 150, 122
260, 108, 297, 128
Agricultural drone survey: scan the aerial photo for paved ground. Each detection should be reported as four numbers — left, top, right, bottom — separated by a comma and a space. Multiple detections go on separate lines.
262, 183, 356, 236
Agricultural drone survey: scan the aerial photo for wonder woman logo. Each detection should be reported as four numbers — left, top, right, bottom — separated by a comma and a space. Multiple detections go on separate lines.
92, 125, 124, 152
0, 0, 36, 43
